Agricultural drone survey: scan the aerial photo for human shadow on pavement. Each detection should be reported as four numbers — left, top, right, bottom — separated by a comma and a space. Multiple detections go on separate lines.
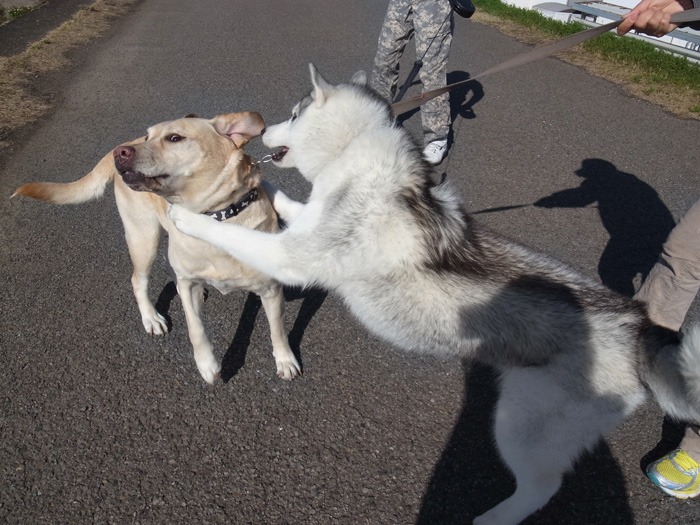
534, 158, 684, 472
534, 158, 676, 296
219, 287, 327, 382
416, 212, 659, 523
417, 295, 637, 523
534, 159, 686, 472
447, 71, 483, 124
417, 160, 682, 523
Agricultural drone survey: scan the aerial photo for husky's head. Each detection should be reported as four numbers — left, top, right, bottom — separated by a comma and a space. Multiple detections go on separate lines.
262, 63, 391, 181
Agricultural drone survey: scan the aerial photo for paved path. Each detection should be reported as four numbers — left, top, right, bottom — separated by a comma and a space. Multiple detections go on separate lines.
1, 1, 699, 523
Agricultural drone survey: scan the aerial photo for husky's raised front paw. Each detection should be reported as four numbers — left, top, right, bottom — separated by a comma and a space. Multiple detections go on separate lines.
168, 204, 210, 239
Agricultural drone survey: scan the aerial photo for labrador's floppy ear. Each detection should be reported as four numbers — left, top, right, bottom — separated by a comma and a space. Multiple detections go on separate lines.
212, 112, 266, 148
309, 63, 333, 108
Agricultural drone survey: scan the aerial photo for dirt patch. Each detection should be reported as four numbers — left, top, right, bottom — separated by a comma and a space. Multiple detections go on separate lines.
0, 0, 139, 151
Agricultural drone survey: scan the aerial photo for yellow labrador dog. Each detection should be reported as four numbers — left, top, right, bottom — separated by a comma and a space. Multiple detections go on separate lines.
13, 112, 301, 384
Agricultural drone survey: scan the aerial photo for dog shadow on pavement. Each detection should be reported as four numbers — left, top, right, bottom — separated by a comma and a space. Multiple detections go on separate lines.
154, 280, 178, 332
219, 287, 327, 382
151, 280, 326, 382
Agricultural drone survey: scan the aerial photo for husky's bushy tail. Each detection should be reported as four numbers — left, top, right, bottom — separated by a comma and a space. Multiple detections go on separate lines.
643, 323, 700, 423
12, 150, 116, 205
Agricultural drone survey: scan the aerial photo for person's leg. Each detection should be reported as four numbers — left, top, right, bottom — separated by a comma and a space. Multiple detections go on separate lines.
413, 0, 453, 145
635, 198, 700, 498
634, 198, 700, 331
370, 0, 414, 101
680, 426, 700, 459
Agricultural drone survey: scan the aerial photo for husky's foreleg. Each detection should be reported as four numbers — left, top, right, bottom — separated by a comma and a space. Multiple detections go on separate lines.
261, 180, 305, 223
168, 204, 307, 286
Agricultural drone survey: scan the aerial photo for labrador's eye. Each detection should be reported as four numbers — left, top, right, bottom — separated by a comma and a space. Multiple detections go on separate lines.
290, 112, 298, 122
167, 134, 184, 143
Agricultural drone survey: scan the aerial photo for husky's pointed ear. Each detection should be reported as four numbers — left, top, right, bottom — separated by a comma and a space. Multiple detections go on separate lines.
350, 70, 367, 86
309, 63, 331, 108
211, 112, 266, 148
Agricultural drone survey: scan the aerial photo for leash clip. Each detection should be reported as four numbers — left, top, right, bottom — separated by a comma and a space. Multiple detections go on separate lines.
253, 154, 274, 165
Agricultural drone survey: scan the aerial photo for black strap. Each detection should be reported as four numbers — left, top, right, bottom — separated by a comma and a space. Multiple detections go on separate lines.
203, 187, 259, 222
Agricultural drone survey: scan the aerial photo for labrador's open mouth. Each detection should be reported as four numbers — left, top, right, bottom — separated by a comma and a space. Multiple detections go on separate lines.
118, 169, 169, 192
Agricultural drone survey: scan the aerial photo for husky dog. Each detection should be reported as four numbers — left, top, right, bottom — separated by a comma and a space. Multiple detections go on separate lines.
168, 65, 700, 524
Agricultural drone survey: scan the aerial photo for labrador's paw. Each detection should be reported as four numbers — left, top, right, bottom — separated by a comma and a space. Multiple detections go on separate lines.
275, 352, 302, 381
196, 354, 221, 385
143, 311, 169, 335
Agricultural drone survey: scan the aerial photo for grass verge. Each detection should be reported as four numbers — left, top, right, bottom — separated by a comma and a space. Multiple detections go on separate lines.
472, 0, 700, 118
0, 0, 139, 151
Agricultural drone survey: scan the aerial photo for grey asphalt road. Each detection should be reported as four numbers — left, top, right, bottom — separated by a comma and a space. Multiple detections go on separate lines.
1, 1, 699, 524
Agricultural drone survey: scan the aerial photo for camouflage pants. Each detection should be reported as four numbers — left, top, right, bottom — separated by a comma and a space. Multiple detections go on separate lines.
370, 0, 454, 144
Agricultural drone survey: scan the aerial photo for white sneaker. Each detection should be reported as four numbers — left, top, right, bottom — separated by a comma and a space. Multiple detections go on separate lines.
423, 139, 448, 165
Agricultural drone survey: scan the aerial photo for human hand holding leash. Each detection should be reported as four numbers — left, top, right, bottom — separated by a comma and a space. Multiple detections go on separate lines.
617, 0, 687, 36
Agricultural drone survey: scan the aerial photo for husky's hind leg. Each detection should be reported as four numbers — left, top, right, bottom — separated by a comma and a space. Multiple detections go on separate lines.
474, 368, 608, 525
473, 417, 564, 525
473, 459, 562, 525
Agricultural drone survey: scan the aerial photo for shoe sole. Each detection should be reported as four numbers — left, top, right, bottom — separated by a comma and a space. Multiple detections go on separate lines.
648, 472, 700, 499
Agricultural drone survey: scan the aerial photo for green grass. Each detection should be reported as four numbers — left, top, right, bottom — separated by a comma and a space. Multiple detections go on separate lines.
0, 5, 36, 25
10, 6, 36, 20
475, 0, 700, 92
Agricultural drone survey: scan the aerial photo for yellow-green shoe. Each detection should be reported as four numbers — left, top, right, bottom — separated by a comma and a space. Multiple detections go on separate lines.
646, 449, 700, 499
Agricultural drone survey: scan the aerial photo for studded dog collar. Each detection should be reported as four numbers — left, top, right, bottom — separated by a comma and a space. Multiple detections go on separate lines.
203, 187, 259, 222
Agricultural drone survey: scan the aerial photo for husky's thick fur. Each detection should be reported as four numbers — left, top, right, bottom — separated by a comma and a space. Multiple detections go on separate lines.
169, 65, 700, 524
14, 113, 301, 384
